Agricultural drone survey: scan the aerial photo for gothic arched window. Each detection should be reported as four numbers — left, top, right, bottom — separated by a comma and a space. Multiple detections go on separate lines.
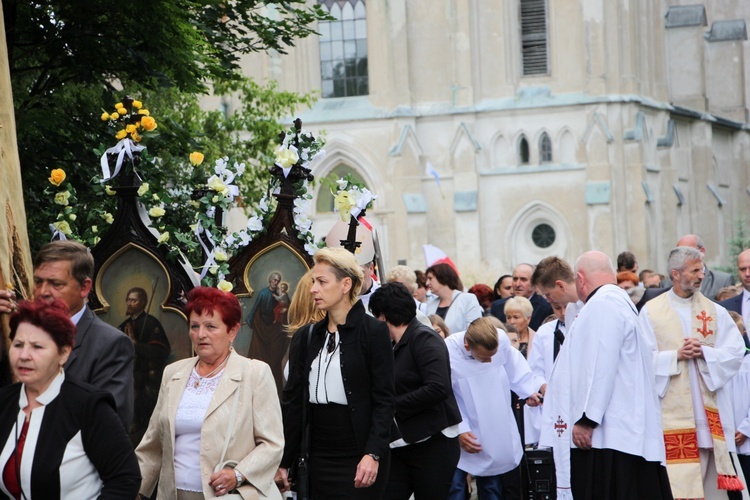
539, 132, 552, 163
518, 135, 530, 165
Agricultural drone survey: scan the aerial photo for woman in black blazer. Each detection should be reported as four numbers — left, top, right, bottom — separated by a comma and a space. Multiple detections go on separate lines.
369, 282, 462, 499
277, 247, 395, 499
0, 299, 140, 499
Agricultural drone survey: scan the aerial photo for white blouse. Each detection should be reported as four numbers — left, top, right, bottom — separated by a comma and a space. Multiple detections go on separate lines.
174, 368, 224, 491
308, 331, 347, 405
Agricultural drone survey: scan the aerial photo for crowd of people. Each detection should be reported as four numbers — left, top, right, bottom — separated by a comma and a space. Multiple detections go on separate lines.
2, 234, 750, 499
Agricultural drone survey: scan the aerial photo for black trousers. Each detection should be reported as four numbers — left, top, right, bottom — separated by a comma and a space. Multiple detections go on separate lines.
384, 433, 460, 500
571, 448, 673, 500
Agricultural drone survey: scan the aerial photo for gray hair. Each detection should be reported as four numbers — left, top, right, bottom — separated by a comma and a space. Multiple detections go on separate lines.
667, 246, 703, 274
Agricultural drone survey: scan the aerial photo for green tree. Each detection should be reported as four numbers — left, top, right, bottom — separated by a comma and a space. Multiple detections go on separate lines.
4, 0, 329, 251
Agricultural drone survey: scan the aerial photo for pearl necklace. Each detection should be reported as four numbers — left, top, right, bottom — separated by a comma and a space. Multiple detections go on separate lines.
193, 353, 230, 388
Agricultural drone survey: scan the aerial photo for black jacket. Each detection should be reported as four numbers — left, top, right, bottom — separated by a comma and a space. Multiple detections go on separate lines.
0, 378, 140, 498
392, 318, 461, 443
281, 300, 395, 467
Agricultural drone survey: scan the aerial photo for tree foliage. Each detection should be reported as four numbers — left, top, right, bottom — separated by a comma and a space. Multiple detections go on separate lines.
4, 0, 329, 251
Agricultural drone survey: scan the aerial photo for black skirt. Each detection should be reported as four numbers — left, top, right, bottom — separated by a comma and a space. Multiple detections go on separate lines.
309, 403, 389, 499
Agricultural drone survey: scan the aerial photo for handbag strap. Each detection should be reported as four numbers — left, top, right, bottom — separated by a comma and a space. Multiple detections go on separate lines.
301, 324, 314, 456
219, 378, 242, 464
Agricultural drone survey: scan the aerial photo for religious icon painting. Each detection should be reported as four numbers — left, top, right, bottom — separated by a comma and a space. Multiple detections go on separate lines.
234, 241, 309, 395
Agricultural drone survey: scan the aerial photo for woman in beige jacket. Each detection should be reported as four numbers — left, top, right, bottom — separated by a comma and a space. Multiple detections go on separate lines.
136, 287, 284, 500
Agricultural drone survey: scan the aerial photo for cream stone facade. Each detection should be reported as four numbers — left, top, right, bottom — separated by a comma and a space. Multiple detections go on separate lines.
218, 0, 750, 284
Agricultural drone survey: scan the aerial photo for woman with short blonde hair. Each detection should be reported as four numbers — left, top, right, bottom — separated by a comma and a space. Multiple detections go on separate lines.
504, 296, 535, 358
278, 247, 394, 498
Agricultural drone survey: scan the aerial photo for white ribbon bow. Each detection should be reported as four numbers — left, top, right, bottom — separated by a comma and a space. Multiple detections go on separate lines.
100, 138, 145, 181
195, 220, 218, 280
49, 224, 68, 241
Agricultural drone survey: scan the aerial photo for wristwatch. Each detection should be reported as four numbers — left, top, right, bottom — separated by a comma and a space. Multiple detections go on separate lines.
367, 453, 380, 462
234, 468, 244, 487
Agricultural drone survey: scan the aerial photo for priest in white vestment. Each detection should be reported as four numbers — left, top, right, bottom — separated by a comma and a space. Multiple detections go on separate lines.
445, 317, 542, 500
641, 246, 745, 499
568, 251, 672, 500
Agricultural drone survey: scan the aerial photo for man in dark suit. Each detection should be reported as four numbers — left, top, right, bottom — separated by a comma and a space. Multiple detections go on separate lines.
661, 234, 734, 300
491, 263, 552, 331
720, 249, 749, 321
31, 241, 134, 429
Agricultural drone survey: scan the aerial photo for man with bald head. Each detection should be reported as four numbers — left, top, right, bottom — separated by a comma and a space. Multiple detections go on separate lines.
490, 263, 552, 331
565, 251, 671, 498
640, 246, 744, 498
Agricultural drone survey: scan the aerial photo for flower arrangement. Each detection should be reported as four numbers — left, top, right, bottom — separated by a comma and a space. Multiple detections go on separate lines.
101, 99, 157, 142
45, 168, 117, 245
274, 123, 326, 177
99, 97, 159, 181
45, 102, 328, 293
332, 175, 377, 222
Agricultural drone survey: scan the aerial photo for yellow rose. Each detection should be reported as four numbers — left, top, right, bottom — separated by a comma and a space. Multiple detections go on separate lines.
214, 250, 228, 262
53, 221, 72, 236
48, 168, 66, 186
104, 185, 116, 196
101, 112, 110, 121
140, 116, 157, 131
137, 183, 149, 196
218, 280, 234, 292
54, 191, 71, 206
132, 133, 142, 143
68, 214, 77, 221
158, 232, 170, 243
209, 265, 219, 275
126, 124, 137, 134
102, 212, 114, 224
115, 129, 127, 140
148, 206, 166, 218
212, 195, 219, 203
93, 236, 101, 245
189, 152, 204, 166
152, 194, 160, 201
138, 109, 150, 116
207, 176, 229, 196
132, 100, 143, 109
110, 112, 120, 120
114, 102, 123, 109
92, 225, 98, 233
334, 191, 354, 222
275, 147, 299, 168
116, 107, 127, 116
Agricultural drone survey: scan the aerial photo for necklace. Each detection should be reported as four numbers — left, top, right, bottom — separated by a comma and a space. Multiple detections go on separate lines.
193, 353, 230, 388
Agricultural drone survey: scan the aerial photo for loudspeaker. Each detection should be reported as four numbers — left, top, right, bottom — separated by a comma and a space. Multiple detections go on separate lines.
525, 447, 556, 500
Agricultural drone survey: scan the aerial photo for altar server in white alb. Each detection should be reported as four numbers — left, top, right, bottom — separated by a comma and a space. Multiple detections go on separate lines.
445, 317, 543, 499
640, 246, 745, 499
568, 251, 672, 500
532, 255, 584, 500
524, 301, 565, 445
